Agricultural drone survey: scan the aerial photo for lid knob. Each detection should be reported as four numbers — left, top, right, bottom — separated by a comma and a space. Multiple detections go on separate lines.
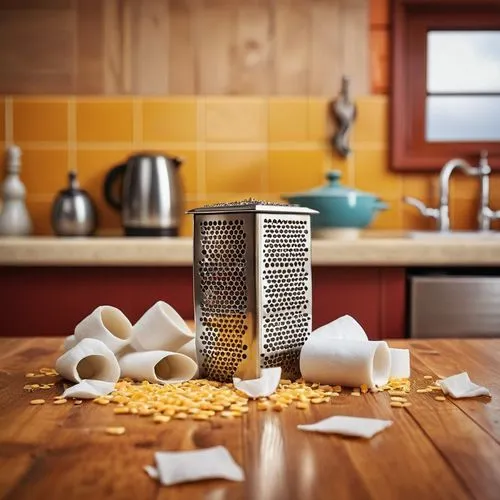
326, 170, 342, 185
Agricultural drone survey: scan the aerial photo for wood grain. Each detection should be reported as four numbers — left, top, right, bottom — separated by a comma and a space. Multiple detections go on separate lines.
1, 337, 500, 499
0, 0, 370, 96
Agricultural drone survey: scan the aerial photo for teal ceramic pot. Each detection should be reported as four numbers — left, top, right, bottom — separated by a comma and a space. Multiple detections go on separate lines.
282, 170, 388, 229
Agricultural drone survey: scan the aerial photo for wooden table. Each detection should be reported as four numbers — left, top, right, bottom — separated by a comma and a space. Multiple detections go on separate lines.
0, 338, 499, 500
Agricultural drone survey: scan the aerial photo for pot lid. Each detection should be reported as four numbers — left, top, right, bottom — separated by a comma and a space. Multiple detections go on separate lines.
284, 170, 377, 199
187, 198, 318, 215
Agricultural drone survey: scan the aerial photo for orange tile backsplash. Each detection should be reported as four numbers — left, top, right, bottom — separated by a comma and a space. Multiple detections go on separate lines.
0, 94, 496, 235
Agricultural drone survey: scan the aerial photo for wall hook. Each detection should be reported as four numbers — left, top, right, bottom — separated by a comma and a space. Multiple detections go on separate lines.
329, 76, 357, 158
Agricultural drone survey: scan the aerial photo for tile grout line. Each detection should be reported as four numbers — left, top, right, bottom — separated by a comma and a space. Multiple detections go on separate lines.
133, 98, 142, 146
67, 97, 76, 172
5, 96, 13, 145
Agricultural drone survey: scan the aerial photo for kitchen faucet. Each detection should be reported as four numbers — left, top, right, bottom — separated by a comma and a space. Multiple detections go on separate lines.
404, 152, 492, 232
478, 151, 500, 230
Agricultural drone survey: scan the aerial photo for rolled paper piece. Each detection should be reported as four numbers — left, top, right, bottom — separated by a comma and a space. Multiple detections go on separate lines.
233, 367, 281, 399
118, 350, 198, 384
62, 379, 116, 399
63, 334, 78, 351
74, 305, 132, 354
55, 338, 121, 384
312, 315, 368, 341
177, 339, 199, 378
300, 338, 391, 388
131, 301, 194, 352
389, 348, 410, 379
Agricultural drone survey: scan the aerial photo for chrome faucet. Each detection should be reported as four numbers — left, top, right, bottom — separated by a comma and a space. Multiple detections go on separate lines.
404, 154, 491, 232
478, 151, 500, 230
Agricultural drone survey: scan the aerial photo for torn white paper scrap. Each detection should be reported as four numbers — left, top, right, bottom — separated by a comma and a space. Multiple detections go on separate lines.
55, 338, 121, 384
312, 315, 368, 341
150, 446, 245, 486
233, 367, 281, 398
74, 305, 132, 354
131, 301, 194, 352
143, 465, 159, 480
62, 379, 115, 399
298, 415, 393, 439
438, 372, 491, 398
389, 348, 410, 379
119, 350, 198, 384
300, 337, 391, 388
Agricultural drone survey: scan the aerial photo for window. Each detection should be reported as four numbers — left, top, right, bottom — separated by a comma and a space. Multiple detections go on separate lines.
391, 0, 500, 171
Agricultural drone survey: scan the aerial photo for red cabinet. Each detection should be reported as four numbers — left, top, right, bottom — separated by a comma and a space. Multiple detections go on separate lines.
0, 266, 406, 339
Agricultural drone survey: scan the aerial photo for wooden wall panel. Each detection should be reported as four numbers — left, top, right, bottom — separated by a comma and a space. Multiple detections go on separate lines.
0, 0, 370, 96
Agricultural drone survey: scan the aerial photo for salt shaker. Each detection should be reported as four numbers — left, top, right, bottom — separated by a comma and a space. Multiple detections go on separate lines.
0, 145, 33, 236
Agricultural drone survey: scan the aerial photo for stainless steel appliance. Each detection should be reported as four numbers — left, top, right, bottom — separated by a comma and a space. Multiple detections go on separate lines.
51, 170, 97, 237
104, 153, 183, 236
410, 272, 500, 338
188, 199, 318, 382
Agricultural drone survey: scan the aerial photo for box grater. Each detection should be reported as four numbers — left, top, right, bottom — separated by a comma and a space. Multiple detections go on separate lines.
188, 199, 317, 382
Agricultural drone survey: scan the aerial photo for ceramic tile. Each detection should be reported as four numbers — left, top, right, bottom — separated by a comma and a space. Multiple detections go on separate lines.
449, 174, 480, 201
450, 198, 478, 231
205, 150, 266, 194
142, 99, 198, 143
308, 98, 329, 142
268, 99, 308, 142
324, 154, 351, 186
402, 203, 435, 231
353, 148, 402, 200
13, 98, 68, 142
353, 96, 388, 145
25, 200, 53, 235
76, 99, 133, 143
205, 98, 267, 143
402, 174, 438, 203
21, 149, 68, 196
369, 199, 403, 230
76, 149, 134, 231
268, 149, 325, 194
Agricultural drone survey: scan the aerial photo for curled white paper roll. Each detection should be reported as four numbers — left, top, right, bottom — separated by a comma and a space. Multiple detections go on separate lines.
119, 350, 198, 384
131, 301, 194, 352
389, 348, 410, 379
55, 338, 121, 384
313, 315, 368, 341
63, 335, 78, 351
178, 339, 199, 378
300, 338, 391, 388
74, 305, 132, 354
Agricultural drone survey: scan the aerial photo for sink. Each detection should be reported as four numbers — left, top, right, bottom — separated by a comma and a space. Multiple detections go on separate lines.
408, 231, 500, 239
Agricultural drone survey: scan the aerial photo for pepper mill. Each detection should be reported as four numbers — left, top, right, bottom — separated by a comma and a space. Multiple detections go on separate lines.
0, 145, 32, 236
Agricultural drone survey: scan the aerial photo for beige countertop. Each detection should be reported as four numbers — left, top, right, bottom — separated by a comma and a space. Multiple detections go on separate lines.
1, 233, 500, 266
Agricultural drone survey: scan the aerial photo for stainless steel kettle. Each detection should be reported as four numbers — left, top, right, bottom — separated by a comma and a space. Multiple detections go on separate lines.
51, 170, 97, 236
104, 153, 183, 236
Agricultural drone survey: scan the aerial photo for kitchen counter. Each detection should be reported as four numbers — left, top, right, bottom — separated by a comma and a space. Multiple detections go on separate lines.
0, 337, 499, 499
1, 233, 500, 266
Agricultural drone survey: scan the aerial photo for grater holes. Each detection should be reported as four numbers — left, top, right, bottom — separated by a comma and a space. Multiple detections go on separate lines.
198, 216, 249, 381
261, 215, 311, 379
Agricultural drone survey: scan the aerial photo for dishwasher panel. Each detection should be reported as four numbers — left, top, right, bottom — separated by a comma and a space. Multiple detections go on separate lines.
410, 276, 500, 338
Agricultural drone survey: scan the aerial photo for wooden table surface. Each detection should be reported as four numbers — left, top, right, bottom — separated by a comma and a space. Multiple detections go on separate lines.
0, 338, 499, 500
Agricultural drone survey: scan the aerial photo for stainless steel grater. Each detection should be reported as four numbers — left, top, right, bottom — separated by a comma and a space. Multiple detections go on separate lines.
188, 199, 317, 382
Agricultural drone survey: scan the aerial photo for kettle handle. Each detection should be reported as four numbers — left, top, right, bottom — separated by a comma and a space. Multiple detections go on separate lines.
103, 164, 126, 210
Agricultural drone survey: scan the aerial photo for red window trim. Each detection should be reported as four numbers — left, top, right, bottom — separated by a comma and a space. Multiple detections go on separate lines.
391, 0, 500, 172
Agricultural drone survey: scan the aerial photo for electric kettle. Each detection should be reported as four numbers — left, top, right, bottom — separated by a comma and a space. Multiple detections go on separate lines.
104, 153, 183, 236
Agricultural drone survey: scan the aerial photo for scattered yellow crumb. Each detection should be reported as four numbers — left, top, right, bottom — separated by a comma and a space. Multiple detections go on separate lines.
105, 426, 126, 436
434, 396, 446, 402
30, 399, 45, 405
